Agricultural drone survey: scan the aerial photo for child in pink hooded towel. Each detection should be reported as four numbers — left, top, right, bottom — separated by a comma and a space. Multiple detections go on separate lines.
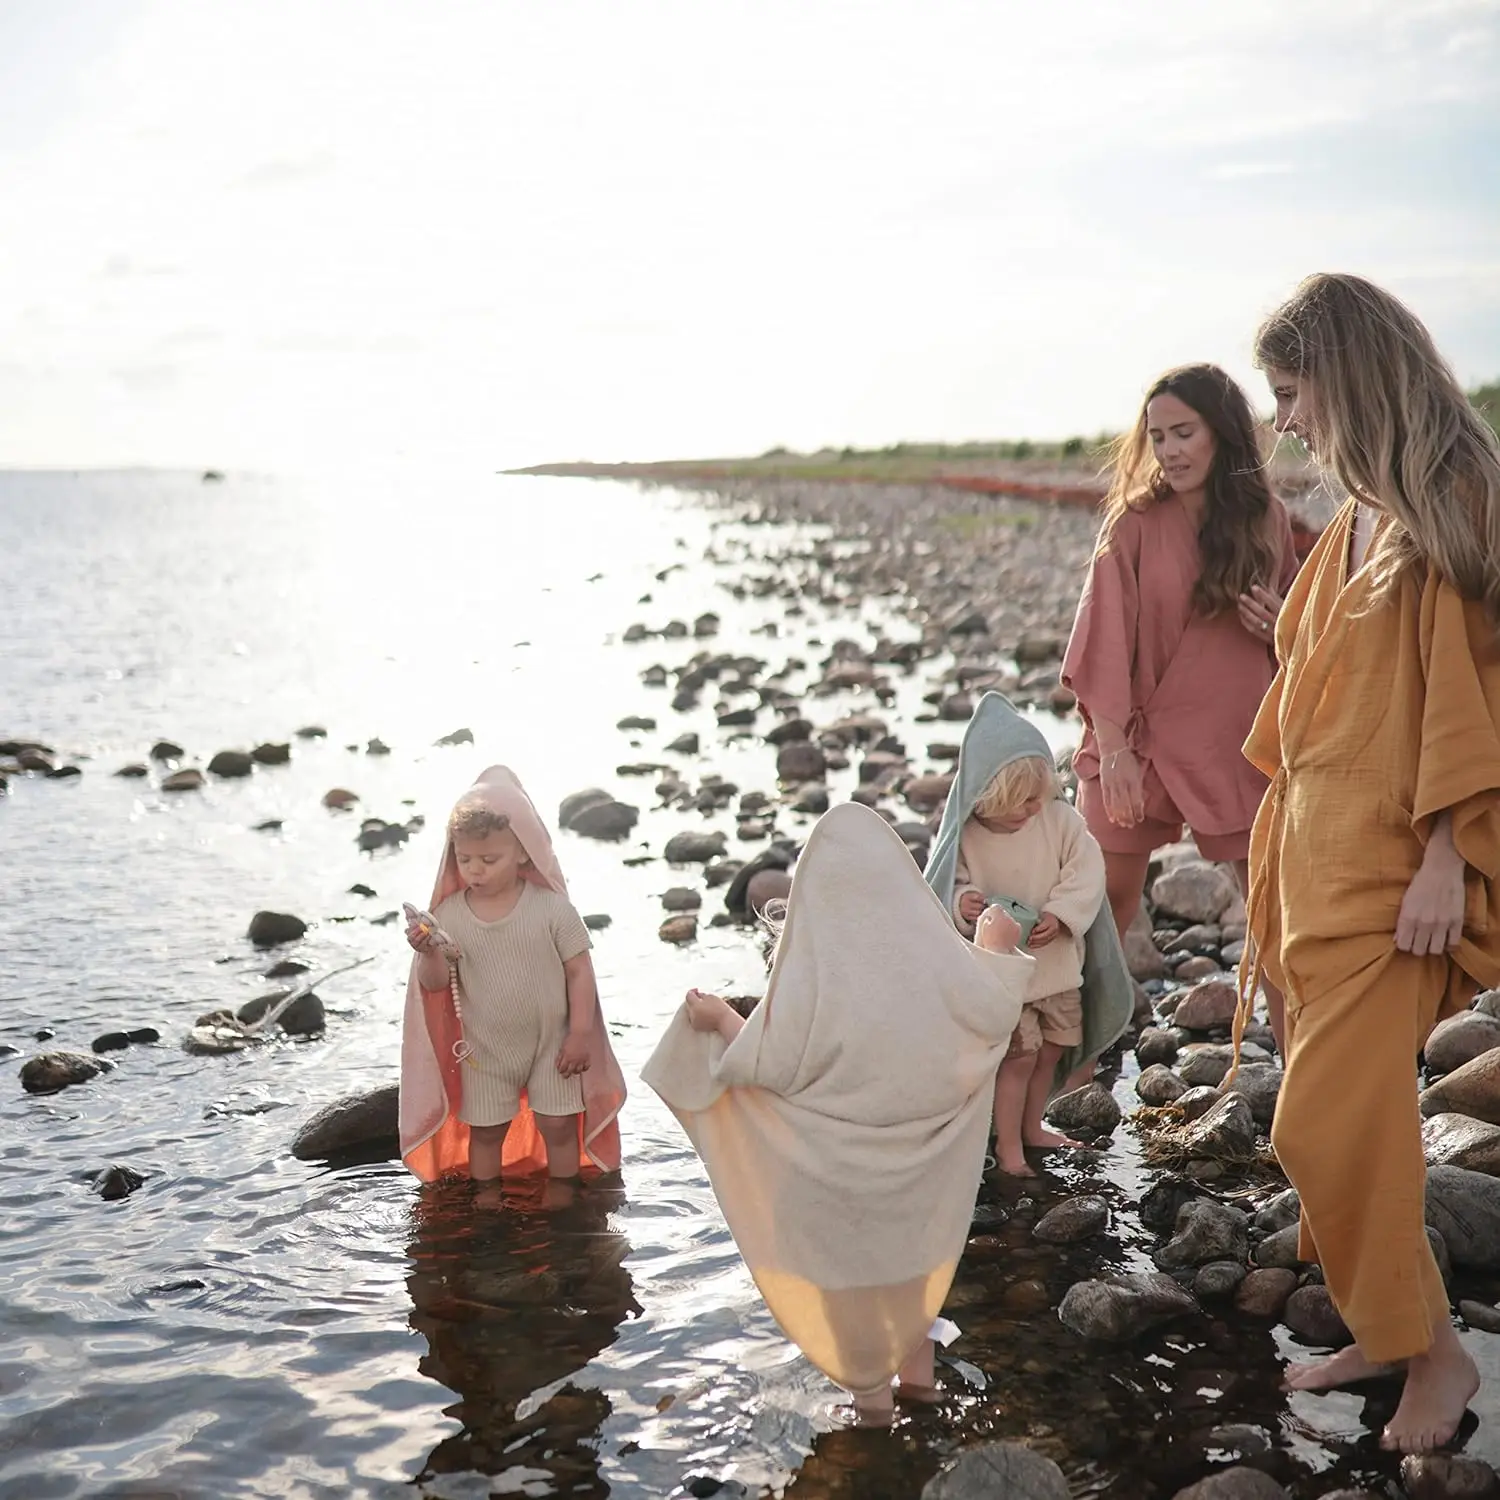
399, 765, 626, 1183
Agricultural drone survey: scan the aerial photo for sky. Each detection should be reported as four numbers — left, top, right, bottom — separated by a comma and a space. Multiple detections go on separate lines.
0, 0, 1496, 472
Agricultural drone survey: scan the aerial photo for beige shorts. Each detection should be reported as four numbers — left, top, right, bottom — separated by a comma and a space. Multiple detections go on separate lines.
1006, 989, 1084, 1059
458, 1043, 585, 1127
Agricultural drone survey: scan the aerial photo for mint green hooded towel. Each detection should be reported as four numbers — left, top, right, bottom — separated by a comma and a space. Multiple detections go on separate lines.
924, 692, 1135, 1089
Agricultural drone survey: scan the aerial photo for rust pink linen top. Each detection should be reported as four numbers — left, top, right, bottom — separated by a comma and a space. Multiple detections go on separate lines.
1061, 495, 1301, 838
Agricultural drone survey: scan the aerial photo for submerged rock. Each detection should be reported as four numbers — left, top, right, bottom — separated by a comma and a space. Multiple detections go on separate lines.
160, 768, 205, 792
21, 1051, 112, 1093
1155, 1198, 1249, 1270
922, 1442, 1069, 1500
1058, 1271, 1198, 1342
93, 1165, 145, 1201
291, 1084, 400, 1162
1170, 1471, 1289, 1500
207, 749, 254, 778
247, 911, 308, 948
1033, 1196, 1109, 1244
1044, 1082, 1121, 1137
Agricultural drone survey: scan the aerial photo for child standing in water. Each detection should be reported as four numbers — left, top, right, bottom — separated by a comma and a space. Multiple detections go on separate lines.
946, 719, 1109, 1177
644, 803, 1032, 1425
399, 765, 626, 1186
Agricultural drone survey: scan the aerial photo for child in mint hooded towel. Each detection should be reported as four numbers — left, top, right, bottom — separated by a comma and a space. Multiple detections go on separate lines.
925, 693, 1135, 1174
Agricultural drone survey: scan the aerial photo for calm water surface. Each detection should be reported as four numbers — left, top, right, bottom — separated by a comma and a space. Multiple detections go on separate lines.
2, 470, 1495, 1498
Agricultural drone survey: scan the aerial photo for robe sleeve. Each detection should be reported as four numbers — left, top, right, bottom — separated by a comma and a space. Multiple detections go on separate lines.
1061, 511, 1140, 734
1041, 805, 1107, 936
1412, 574, 1500, 879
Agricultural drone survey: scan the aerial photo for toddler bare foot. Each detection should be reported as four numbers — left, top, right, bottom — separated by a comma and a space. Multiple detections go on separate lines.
1381, 1339, 1479, 1453
1283, 1344, 1400, 1391
1024, 1127, 1083, 1150
995, 1149, 1036, 1178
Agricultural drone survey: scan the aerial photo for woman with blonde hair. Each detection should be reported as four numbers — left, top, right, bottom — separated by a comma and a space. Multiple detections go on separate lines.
1062, 363, 1300, 1052
1242, 272, 1500, 1452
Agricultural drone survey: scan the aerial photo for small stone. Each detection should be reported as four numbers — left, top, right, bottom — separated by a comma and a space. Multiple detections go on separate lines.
1283, 1283, 1351, 1346
1167, 923, 1223, 954
1044, 1081, 1121, 1137
568, 798, 640, 842
1058, 1271, 1198, 1341
1170, 1470, 1288, 1500
1140, 1176, 1201, 1233
247, 911, 307, 948
665, 732, 700, 754
922, 1442, 1069, 1500
1155, 1198, 1250, 1270
1151, 861, 1239, 925
1459, 1299, 1500, 1334
365, 738, 390, 755
207, 749, 254, 778
91, 1032, 132, 1054
1253, 1225, 1305, 1270
21, 1051, 111, 1093
661, 887, 702, 912
1033, 1196, 1109, 1244
1400, 1454, 1500, 1500
1235, 1268, 1298, 1318
1223, 1063, 1282, 1127
1179, 1094, 1256, 1160
251, 742, 291, 765
294, 725, 327, 739
664, 831, 728, 864
348, 883, 377, 898
659, 915, 698, 945
263, 959, 310, 978
160, 768, 205, 792
1173, 979, 1240, 1032
434, 727, 474, 746
291, 1084, 399, 1162
150, 739, 186, 761
617, 715, 657, 731
93, 1165, 145, 1201
1175, 956, 1222, 982
1136, 1063, 1187, 1105
1254, 1187, 1301, 1233
775, 742, 826, 782
115, 763, 149, 778
1178, 1085, 1223, 1122
1178, 1044, 1238, 1088
322, 787, 359, 810
127, 1028, 160, 1044
237, 991, 325, 1036
790, 783, 830, 815
1136, 1027, 1180, 1067
1193, 1261, 1248, 1299
583, 913, 612, 931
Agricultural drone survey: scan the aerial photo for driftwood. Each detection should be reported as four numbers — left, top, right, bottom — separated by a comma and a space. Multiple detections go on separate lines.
184, 957, 373, 1055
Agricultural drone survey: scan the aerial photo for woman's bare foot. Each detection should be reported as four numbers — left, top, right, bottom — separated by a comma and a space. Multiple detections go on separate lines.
1381, 1334, 1480, 1452
1283, 1344, 1400, 1391
1024, 1127, 1083, 1150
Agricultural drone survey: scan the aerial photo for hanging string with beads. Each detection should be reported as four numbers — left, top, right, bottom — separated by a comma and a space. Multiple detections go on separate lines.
447, 955, 473, 1064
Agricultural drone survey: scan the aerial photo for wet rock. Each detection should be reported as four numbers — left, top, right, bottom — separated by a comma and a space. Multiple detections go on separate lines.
776, 742, 826, 782
583, 913, 612, 931
790, 783, 830, 814
1033, 1195, 1109, 1244
1156, 1199, 1250, 1269
295, 725, 326, 739
365, 738, 390, 755
1178, 1044, 1238, 1088
1180, 1095, 1257, 1159
659, 915, 698, 945
1254, 1189, 1302, 1233
1426, 1014, 1500, 1077
999, 1279, 1052, 1315
1151, 862, 1239, 924
1178, 1085, 1224, 1122
903, 773, 955, 814
565, 796, 640, 842
1137, 1063, 1187, 1105
665, 732, 700, 754
1400, 1456, 1500, 1500
356, 818, 410, 852
1166, 923, 1222, 954
1475, 990, 1500, 1020
21, 1051, 112, 1093
93, 1165, 145, 1201
1459, 1299, 1500, 1334
1283, 1283, 1352, 1346
1137, 1027, 1180, 1067
150, 740, 186, 761
237, 991, 325, 1036
765, 718, 813, 746
1423, 1113, 1500, 1175
745, 869, 793, 917
160, 768, 206, 792
1058, 1271, 1198, 1342
291, 1083, 400, 1162
322, 787, 360, 810
127, 1027, 160, 1044
1174, 979, 1240, 1032
694, 612, 720, 638
1235, 1267, 1298, 1318
1419, 1048, 1500, 1124
922, 1442, 1069, 1500
717, 706, 758, 728
1223, 1063, 1282, 1127
1194, 1261, 1247, 1299
1426, 1165, 1500, 1270
207, 749, 254, 778
0, 1044, 19, 1060
1253, 1225, 1305, 1270
617, 715, 657, 731
264, 959, 309, 978
91, 1032, 132, 1054
247, 911, 308, 948
434, 727, 474, 746
664, 831, 728, 864
1141, 1176, 1201, 1234
1171, 1471, 1288, 1500
17, 749, 54, 772
348, 883, 377, 898
1175, 956, 1222, 982
1044, 1082, 1121, 1137
661, 887, 702, 912
251, 742, 291, 765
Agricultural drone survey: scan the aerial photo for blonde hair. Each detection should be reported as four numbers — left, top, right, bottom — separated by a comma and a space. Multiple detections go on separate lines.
1255, 273, 1500, 629
1097, 363, 1281, 615
974, 756, 1058, 820
447, 799, 514, 841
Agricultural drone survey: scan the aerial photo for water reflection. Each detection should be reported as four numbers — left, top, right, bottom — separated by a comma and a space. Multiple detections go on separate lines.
405, 1176, 641, 1495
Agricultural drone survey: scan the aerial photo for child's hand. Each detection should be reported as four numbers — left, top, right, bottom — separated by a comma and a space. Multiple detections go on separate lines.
957, 891, 988, 924
685, 988, 731, 1033
975, 905, 1022, 955
555, 1030, 592, 1077
404, 918, 436, 953
1028, 913, 1068, 949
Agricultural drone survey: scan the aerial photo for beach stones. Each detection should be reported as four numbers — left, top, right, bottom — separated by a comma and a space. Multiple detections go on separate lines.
665, 732, 700, 755
1033, 1195, 1109, 1244
1235, 1268, 1297, 1319
902, 773, 954, 814
922, 1442, 1069, 1500
1423, 1113, 1500, 1175
1426, 1166, 1500, 1269
659, 915, 698, 945
1193, 1261, 1247, 1300
1058, 1271, 1197, 1342
322, 787, 360, 810
664, 831, 727, 864
1253, 1225, 1305, 1270
1254, 1187, 1301, 1232
661, 887, 702, 912
1170, 1471, 1289, 1500
1400, 1455, 1500, 1500
558, 789, 639, 841
21, 1051, 112, 1093
1150, 862, 1238, 925
93, 1165, 145, 1201
1136, 1027, 1180, 1067
291, 1084, 400, 1162
1420, 1047, 1500, 1124
150, 739, 185, 761
1223, 1063, 1282, 1127
1173, 979, 1239, 1032
1044, 1082, 1121, 1137
1155, 1199, 1249, 1270
247, 911, 308, 947
207, 749, 254, 778
1425, 1013, 1500, 1076
237, 990, 325, 1036
1283, 1284, 1352, 1347
1179, 1095, 1256, 1160
251, 742, 291, 765
1136, 1064, 1187, 1106
160, 768, 205, 792
1140, 1176, 1201, 1234
1177, 1044, 1238, 1089
435, 727, 474, 746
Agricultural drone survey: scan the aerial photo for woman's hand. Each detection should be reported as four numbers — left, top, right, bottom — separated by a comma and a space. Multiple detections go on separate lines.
1397, 832, 1467, 957
1099, 747, 1146, 828
1237, 583, 1283, 644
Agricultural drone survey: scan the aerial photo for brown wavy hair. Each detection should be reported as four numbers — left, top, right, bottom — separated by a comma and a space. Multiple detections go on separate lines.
1255, 272, 1500, 629
1097, 363, 1279, 615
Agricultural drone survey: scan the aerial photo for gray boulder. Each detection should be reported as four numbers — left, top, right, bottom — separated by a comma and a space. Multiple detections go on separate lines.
247, 911, 308, 948
1044, 1082, 1121, 1137
1425, 1014, 1500, 1076
1155, 1198, 1250, 1270
292, 1084, 400, 1162
1137, 1064, 1188, 1106
21, 1051, 113, 1094
1033, 1196, 1110, 1244
1426, 1166, 1500, 1270
1058, 1271, 1198, 1341
922, 1442, 1069, 1500
1423, 1113, 1500, 1176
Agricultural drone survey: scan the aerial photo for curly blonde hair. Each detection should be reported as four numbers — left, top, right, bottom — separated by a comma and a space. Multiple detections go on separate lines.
974, 756, 1058, 821
447, 799, 513, 841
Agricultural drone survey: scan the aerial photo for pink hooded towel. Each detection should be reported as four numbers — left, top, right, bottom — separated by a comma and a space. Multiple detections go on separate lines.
399, 765, 626, 1181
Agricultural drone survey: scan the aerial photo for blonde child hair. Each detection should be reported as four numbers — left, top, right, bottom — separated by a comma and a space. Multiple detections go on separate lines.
973, 755, 1059, 822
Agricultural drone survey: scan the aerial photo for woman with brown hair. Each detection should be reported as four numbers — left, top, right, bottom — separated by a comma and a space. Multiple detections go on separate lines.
1062, 363, 1300, 1052
1243, 273, 1500, 1452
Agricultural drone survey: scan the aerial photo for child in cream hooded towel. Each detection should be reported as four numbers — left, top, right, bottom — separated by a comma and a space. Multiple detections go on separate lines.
642, 801, 1031, 1422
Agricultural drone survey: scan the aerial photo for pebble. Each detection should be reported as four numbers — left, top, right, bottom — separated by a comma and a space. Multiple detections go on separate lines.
659, 915, 698, 945
208, 749, 254, 778
1193, 1261, 1247, 1299
1136, 1027, 1180, 1067
661, 888, 702, 912
1058, 1271, 1198, 1342
160, 768, 206, 792
322, 788, 360, 810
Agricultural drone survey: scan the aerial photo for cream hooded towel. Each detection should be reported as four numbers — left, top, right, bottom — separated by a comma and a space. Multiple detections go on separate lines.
641, 802, 1031, 1395
399, 765, 626, 1182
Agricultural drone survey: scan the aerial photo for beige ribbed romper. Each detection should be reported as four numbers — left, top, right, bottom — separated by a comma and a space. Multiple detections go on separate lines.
434, 884, 591, 1126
